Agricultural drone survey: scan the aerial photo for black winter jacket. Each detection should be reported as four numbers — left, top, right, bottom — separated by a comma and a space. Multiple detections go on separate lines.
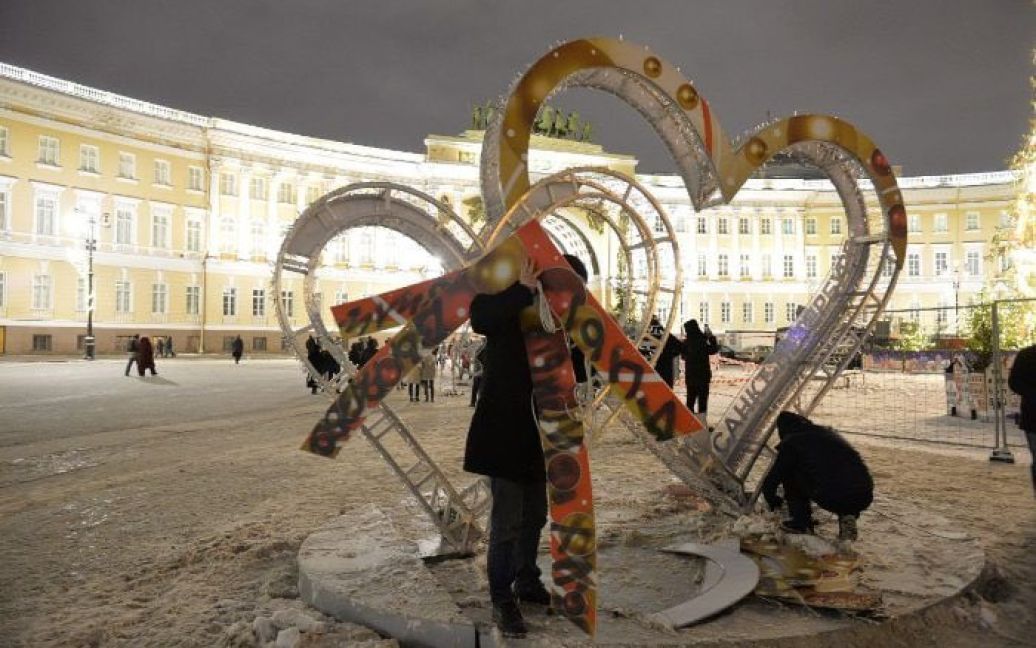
463, 282, 545, 482
761, 412, 873, 512
682, 331, 718, 386
1009, 345, 1036, 433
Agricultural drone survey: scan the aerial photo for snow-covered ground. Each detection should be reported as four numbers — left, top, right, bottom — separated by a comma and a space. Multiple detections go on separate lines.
0, 358, 1033, 646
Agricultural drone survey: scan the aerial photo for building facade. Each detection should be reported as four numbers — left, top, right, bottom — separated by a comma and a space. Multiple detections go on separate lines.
0, 63, 1019, 354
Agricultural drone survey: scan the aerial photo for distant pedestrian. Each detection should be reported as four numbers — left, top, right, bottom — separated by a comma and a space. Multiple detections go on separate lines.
407, 366, 421, 402
124, 334, 140, 376
231, 335, 244, 364
137, 336, 157, 376
156, 338, 165, 358
306, 336, 322, 394
470, 344, 486, 407
165, 337, 175, 358
648, 315, 682, 388
420, 350, 438, 402
681, 319, 718, 424
1008, 343, 1036, 493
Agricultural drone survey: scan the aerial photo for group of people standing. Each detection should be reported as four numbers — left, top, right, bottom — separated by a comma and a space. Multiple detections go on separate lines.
644, 317, 720, 425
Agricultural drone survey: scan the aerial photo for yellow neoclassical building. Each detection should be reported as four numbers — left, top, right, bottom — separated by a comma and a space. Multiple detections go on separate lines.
0, 62, 1020, 354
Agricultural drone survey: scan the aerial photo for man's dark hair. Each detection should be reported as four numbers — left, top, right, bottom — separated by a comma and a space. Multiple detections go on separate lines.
562, 254, 589, 282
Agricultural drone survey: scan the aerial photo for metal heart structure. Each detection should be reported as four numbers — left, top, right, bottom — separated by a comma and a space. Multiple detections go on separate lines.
274, 37, 907, 637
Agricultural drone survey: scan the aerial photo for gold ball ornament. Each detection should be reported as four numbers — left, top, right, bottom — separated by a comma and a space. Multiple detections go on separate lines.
744, 137, 769, 166
643, 56, 662, 78
471, 238, 526, 293
558, 512, 596, 556
676, 84, 699, 110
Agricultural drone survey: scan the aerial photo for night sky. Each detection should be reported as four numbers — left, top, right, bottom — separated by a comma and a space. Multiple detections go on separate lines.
0, 0, 1031, 175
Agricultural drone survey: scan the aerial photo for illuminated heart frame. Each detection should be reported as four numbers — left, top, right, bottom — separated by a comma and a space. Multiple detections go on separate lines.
286, 38, 907, 636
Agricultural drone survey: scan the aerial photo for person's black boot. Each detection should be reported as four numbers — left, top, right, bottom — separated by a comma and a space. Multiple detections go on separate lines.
780, 518, 815, 534
515, 582, 551, 606
491, 600, 527, 638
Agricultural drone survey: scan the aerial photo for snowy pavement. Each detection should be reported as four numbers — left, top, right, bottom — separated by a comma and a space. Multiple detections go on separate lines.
0, 357, 314, 446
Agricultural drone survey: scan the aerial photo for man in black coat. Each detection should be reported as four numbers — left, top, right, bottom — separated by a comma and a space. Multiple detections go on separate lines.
463, 253, 588, 638
681, 319, 718, 421
1008, 344, 1036, 493
761, 411, 874, 541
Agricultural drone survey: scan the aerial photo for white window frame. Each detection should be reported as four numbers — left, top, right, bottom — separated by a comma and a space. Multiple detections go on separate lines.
829, 217, 842, 235
908, 213, 921, 233
965, 212, 980, 231
698, 301, 710, 325
252, 288, 266, 317
739, 253, 751, 279
761, 253, 772, 279
277, 182, 295, 204
721, 301, 731, 324
118, 152, 136, 179
188, 166, 204, 192
696, 217, 707, 235
220, 217, 237, 254
37, 136, 60, 166
697, 254, 707, 277
741, 302, 753, 324
782, 254, 794, 278
220, 173, 237, 196
764, 302, 775, 324
153, 159, 171, 186
32, 273, 53, 310
717, 218, 728, 235
79, 144, 100, 173
717, 253, 729, 277
785, 303, 798, 323
115, 280, 133, 313
934, 250, 949, 276
760, 218, 772, 235
151, 283, 168, 314
933, 213, 949, 233
222, 287, 237, 316
738, 217, 750, 235
186, 285, 200, 315
805, 217, 817, 236
907, 252, 921, 277
250, 177, 267, 200
965, 249, 981, 277
33, 190, 59, 236
781, 218, 794, 235
250, 220, 265, 258
0, 126, 9, 157
0, 186, 9, 233
151, 207, 171, 249
805, 254, 818, 278
186, 218, 202, 253
114, 202, 137, 246
281, 290, 294, 318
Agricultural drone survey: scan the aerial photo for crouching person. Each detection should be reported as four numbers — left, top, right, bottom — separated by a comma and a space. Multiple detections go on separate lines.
761, 411, 873, 541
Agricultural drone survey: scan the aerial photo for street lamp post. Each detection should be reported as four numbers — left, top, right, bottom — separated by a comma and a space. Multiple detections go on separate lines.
82, 211, 109, 360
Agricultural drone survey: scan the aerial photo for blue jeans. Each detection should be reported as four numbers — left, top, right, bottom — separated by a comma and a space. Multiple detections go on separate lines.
487, 477, 547, 603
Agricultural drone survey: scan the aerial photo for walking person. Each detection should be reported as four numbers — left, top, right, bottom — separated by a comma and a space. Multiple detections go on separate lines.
231, 335, 244, 364
470, 344, 486, 407
420, 349, 438, 402
681, 319, 718, 425
649, 316, 683, 388
306, 336, 323, 394
165, 337, 175, 358
464, 253, 588, 638
137, 336, 157, 377
124, 334, 140, 376
1008, 343, 1036, 494
156, 337, 165, 358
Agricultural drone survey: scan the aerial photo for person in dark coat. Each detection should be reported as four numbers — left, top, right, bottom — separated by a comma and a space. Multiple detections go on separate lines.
681, 319, 718, 420
463, 253, 587, 637
470, 343, 487, 407
156, 338, 165, 358
1008, 344, 1036, 493
648, 316, 682, 387
137, 336, 157, 376
124, 334, 140, 376
761, 411, 874, 541
231, 335, 244, 364
165, 336, 175, 358
306, 336, 323, 394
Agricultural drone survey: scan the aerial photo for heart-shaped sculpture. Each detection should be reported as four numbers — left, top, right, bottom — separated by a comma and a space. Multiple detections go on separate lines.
285, 37, 908, 638
480, 36, 906, 487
